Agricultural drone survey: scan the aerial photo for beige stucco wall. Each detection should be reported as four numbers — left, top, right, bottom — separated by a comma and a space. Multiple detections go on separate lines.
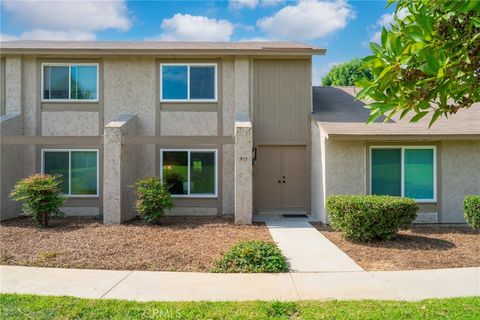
440, 140, 480, 223
310, 121, 324, 221
0, 114, 25, 221
42, 111, 99, 136
5, 57, 22, 115
222, 58, 235, 136
103, 56, 157, 179
234, 57, 250, 117
22, 57, 38, 177
166, 207, 218, 216
103, 56, 156, 135
160, 111, 217, 136
222, 144, 235, 216
314, 134, 366, 223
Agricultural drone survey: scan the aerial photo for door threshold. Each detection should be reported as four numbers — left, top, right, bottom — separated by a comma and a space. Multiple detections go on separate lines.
282, 214, 308, 218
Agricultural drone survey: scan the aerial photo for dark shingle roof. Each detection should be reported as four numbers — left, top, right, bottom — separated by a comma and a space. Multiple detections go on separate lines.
312, 86, 480, 139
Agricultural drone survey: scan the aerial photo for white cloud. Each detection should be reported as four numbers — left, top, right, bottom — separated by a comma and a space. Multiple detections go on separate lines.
238, 37, 270, 42
3, 0, 131, 32
1, 0, 130, 41
230, 0, 258, 9
230, 0, 283, 10
1, 30, 96, 41
368, 8, 409, 43
257, 0, 354, 41
155, 14, 234, 41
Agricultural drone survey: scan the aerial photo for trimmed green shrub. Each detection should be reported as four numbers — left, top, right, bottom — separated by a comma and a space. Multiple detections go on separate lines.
464, 195, 480, 229
134, 177, 173, 224
9, 174, 65, 228
214, 241, 288, 273
327, 195, 418, 242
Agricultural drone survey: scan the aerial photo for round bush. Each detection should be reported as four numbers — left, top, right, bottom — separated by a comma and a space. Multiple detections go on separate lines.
214, 241, 288, 273
10, 174, 65, 228
134, 177, 173, 224
464, 195, 480, 229
327, 195, 418, 242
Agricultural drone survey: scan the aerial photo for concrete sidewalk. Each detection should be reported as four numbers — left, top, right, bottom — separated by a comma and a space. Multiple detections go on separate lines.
264, 217, 363, 272
1, 265, 478, 301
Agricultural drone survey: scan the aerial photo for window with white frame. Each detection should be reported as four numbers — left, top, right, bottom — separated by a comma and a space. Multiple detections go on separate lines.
160, 149, 217, 197
42, 64, 98, 101
160, 64, 217, 101
370, 146, 436, 202
42, 149, 99, 196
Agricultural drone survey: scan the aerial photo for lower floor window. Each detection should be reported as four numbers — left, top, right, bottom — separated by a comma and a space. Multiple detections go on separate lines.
42, 149, 99, 196
370, 147, 436, 202
161, 149, 217, 197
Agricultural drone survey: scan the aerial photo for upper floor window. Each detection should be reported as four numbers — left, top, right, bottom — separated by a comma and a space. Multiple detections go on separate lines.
370, 146, 436, 202
160, 63, 217, 102
42, 63, 98, 101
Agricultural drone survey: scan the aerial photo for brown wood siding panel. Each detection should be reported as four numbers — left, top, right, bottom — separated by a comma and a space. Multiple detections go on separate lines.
253, 60, 310, 143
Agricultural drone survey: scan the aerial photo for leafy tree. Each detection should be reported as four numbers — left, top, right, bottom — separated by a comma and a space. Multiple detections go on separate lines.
10, 174, 65, 228
322, 58, 373, 86
357, 0, 480, 126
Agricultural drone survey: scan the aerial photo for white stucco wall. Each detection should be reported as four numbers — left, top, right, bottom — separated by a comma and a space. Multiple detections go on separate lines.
440, 140, 480, 223
160, 112, 217, 136
42, 111, 99, 136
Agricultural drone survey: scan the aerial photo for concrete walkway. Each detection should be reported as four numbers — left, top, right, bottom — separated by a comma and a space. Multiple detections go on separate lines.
263, 217, 363, 272
1, 265, 478, 301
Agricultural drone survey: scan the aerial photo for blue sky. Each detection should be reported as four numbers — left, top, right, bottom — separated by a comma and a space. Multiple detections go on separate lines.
1, 0, 396, 84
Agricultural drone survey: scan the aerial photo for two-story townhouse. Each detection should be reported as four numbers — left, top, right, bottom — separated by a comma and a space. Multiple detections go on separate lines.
1, 41, 479, 225
0, 41, 324, 224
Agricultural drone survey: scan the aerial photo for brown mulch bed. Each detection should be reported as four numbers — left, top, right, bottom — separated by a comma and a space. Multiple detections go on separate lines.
0, 216, 271, 272
312, 223, 480, 271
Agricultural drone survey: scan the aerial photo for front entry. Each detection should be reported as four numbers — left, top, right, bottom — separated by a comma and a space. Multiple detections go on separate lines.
254, 146, 307, 214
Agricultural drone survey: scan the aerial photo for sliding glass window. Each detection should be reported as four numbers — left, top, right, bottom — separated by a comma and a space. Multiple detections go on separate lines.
42, 64, 98, 101
160, 64, 217, 102
370, 147, 436, 202
42, 149, 99, 197
161, 149, 217, 197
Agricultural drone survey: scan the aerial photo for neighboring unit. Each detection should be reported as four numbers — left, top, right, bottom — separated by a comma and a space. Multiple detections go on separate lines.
311, 87, 480, 223
1, 41, 479, 224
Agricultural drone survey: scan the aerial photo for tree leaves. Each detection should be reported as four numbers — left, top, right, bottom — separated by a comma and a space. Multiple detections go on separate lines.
322, 58, 374, 86
356, 0, 480, 126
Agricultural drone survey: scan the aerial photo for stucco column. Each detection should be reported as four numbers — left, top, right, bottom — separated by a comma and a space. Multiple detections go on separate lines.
103, 113, 137, 224
234, 116, 253, 224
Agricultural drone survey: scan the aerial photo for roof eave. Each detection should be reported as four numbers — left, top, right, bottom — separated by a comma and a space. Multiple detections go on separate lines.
324, 133, 480, 141
0, 47, 326, 56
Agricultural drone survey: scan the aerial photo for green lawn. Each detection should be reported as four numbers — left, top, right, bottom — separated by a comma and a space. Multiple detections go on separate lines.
1, 294, 479, 319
